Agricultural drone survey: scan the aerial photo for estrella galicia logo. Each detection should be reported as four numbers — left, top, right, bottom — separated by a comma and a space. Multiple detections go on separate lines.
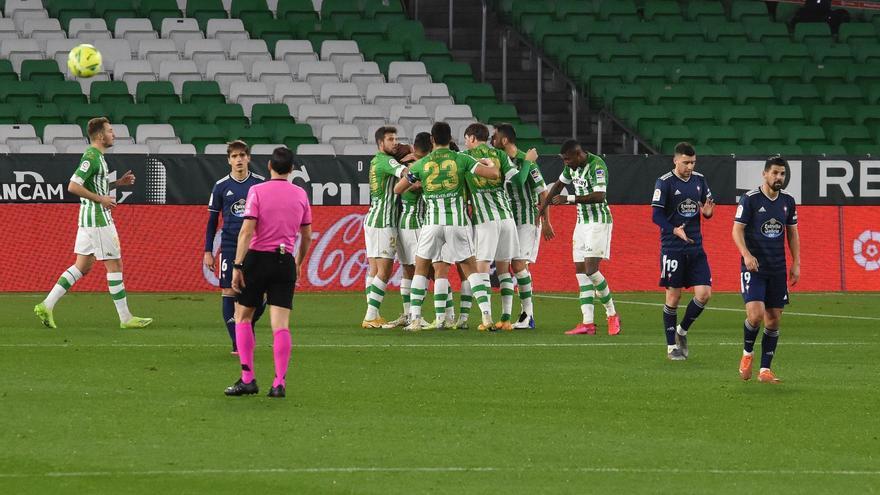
761, 218, 783, 238
677, 198, 698, 218
231, 198, 247, 217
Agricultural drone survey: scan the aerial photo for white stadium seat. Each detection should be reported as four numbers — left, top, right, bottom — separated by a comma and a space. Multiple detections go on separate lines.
342, 61, 384, 96
296, 143, 335, 155
321, 123, 363, 154
229, 81, 270, 117
159, 60, 202, 94
184, 38, 226, 75
275, 40, 318, 74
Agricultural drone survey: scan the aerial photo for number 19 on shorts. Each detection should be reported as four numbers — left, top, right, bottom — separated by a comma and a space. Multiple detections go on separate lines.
661, 255, 679, 278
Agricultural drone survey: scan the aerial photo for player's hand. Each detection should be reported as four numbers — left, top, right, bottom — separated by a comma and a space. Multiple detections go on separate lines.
117, 170, 135, 186
231, 268, 245, 293
410, 180, 423, 192
400, 153, 418, 163
700, 198, 716, 218
550, 195, 566, 205
789, 262, 800, 286
525, 148, 538, 162
99, 195, 117, 209
542, 221, 555, 241
743, 254, 760, 272
673, 224, 693, 244
203, 252, 215, 271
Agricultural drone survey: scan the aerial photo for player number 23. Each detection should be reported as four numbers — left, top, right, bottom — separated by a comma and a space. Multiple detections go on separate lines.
424, 160, 459, 192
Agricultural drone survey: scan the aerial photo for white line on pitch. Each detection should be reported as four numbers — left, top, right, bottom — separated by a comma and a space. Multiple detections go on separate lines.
1, 465, 878, 479
535, 294, 880, 321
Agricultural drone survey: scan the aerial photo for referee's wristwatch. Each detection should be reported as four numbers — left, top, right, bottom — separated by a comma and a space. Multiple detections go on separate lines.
233, 263, 244, 270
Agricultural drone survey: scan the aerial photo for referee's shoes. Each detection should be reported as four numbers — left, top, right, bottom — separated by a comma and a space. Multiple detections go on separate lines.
224, 378, 259, 396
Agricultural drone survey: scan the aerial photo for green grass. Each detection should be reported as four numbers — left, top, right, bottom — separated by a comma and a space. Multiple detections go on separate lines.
2, 291, 879, 494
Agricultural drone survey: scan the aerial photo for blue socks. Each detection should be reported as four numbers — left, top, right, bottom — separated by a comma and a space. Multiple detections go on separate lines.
222, 295, 236, 350
679, 298, 705, 332
663, 305, 677, 346
761, 328, 779, 369
743, 320, 759, 354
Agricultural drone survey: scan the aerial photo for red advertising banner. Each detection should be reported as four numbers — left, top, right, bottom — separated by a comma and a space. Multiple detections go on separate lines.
4, 204, 878, 293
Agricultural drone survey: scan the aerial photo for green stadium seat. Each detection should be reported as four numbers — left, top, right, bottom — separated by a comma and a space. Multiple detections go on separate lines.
50, 0, 94, 30
472, 103, 519, 125
743, 19, 791, 43
623, 23, 664, 44
866, 83, 880, 105
731, 1, 770, 21
639, 42, 686, 64
719, 106, 762, 127
685, 42, 728, 63
803, 64, 848, 91
251, 103, 295, 128
95, 0, 137, 30
784, 125, 826, 147
759, 63, 803, 86
849, 144, 877, 156
426, 61, 473, 86
695, 125, 738, 148
624, 63, 666, 87
839, 23, 877, 46
0, 60, 16, 82
598, 0, 638, 22
685, 1, 726, 22
811, 44, 855, 64
447, 82, 496, 107
66, 103, 109, 131
186, 0, 229, 31
708, 143, 753, 155
0, 81, 42, 105
204, 104, 249, 131
853, 105, 880, 131
703, 22, 747, 43
360, 40, 406, 74
734, 84, 776, 109
251, 19, 295, 54
182, 81, 226, 106
321, 0, 362, 30
780, 84, 821, 107
160, 105, 206, 134
616, 103, 670, 135
111, 103, 157, 129
710, 63, 755, 85
534, 143, 561, 155
20, 60, 63, 84
510, 1, 554, 29
598, 43, 641, 64
138, 0, 183, 31
668, 64, 712, 85
823, 84, 864, 105
602, 84, 647, 110
576, 23, 620, 44
647, 84, 690, 106
407, 39, 453, 66
90, 81, 134, 108
514, 124, 543, 148
806, 143, 848, 155
663, 24, 704, 43
342, 19, 386, 45
855, 44, 880, 64
363, 0, 405, 22
41, 80, 87, 109
809, 105, 854, 133
559, 45, 601, 73
845, 65, 880, 84
0, 103, 18, 124
691, 85, 733, 105
793, 22, 832, 43
773, 2, 801, 23
181, 124, 227, 152
763, 105, 805, 133
767, 41, 812, 63
554, 0, 596, 22
643, 0, 681, 22
531, 19, 578, 47
276, 0, 319, 23
669, 104, 716, 127
271, 122, 317, 149
226, 123, 273, 144
582, 62, 625, 95
740, 125, 784, 147
232, 0, 273, 27
136, 81, 179, 106
648, 124, 693, 154
386, 20, 426, 51
727, 42, 772, 64
19, 103, 63, 135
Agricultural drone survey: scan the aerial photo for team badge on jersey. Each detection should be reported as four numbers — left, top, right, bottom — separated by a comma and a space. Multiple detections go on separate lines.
677, 198, 698, 218
231, 198, 247, 217
761, 218, 783, 238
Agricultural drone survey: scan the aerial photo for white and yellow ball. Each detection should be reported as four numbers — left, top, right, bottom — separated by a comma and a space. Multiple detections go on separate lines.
68, 44, 102, 78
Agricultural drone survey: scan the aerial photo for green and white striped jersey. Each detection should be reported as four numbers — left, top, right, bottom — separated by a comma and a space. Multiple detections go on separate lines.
365, 151, 405, 228
559, 152, 612, 224
70, 146, 113, 227
399, 187, 424, 230
409, 148, 479, 226
505, 150, 547, 226
463, 143, 518, 224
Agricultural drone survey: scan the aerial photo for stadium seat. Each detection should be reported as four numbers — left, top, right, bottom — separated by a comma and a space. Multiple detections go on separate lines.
181, 123, 227, 152
360, 39, 407, 74
160, 104, 206, 133
811, 44, 855, 65
297, 60, 341, 94
276, 0, 319, 23
385, 20, 426, 51
296, 103, 340, 136
225, 123, 273, 144
624, 23, 665, 45
733, 83, 776, 110
68, 18, 112, 42
663, 23, 704, 43
203, 143, 229, 154
410, 83, 454, 117
20, 60, 63, 83
248, 143, 287, 154
623, 64, 666, 87
0, 103, 18, 125
274, 81, 318, 114
272, 121, 318, 149
249, 19, 295, 55
388, 61, 431, 95
648, 124, 692, 154
320, 82, 364, 118
0, 124, 41, 152
598, 0, 638, 22
294, 18, 340, 50
471, 102, 519, 125
805, 143, 848, 155
42, 123, 86, 150
447, 81, 496, 107
809, 105, 854, 130
296, 143, 335, 155
250, 60, 295, 95
342, 143, 378, 155
759, 63, 803, 87
156, 143, 197, 154
365, 82, 407, 115
206, 60, 248, 95
113, 19, 158, 54
731, 1, 770, 21
0, 39, 42, 72
111, 103, 157, 129
727, 42, 771, 64
182, 80, 226, 105
839, 23, 877, 46
135, 123, 180, 152
137, 0, 183, 31
703, 23, 747, 43
232, 0, 273, 27
95, 0, 138, 33
250, 103, 296, 128
0, 81, 41, 105
762, 105, 805, 133
107, 143, 151, 153
206, 18, 249, 53
434, 104, 474, 130
685, 1, 725, 22
343, 104, 385, 138
830, 125, 873, 151
719, 106, 762, 127
93, 39, 134, 77
46, 0, 91, 30
669, 104, 716, 127
823, 84, 865, 106
321, 123, 363, 153
616, 103, 669, 136
320, 40, 363, 74
668, 64, 712, 85
161, 18, 204, 53
342, 61, 385, 96
684, 42, 727, 63
159, 60, 202, 94
186, 0, 229, 31
66, 103, 108, 131
794, 22, 832, 43
804, 64, 848, 91
647, 85, 691, 107
229, 81, 271, 117
603, 84, 647, 110
184, 39, 227, 76
407, 39, 453, 66
425, 61, 473, 86
785, 125, 826, 147
17, 144, 58, 153
275, 40, 319, 74
229, 39, 272, 73
743, 19, 790, 43
138, 39, 180, 73
136, 81, 179, 106
113, 60, 158, 95
643, 0, 681, 22
739, 125, 784, 148
780, 84, 821, 107
22, 18, 65, 48
389, 104, 431, 139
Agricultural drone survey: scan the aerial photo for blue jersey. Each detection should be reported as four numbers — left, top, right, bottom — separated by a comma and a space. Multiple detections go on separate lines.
651, 171, 712, 253
734, 188, 797, 274
207, 172, 265, 251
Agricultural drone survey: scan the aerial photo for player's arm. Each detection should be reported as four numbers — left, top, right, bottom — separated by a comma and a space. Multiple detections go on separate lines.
470, 157, 500, 180
732, 223, 758, 272
537, 180, 565, 217
68, 181, 116, 209
296, 224, 312, 282
394, 167, 415, 194
231, 218, 256, 292
204, 187, 222, 270
786, 224, 800, 286
556, 190, 606, 205
109, 170, 135, 189
538, 189, 555, 240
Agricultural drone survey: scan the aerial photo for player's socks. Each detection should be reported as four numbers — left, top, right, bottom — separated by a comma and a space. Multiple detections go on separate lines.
663, 305, 678, 350
272, 328, 291, 388
222, 295, 236, 348
467, 273, 492, 323
760, 328, 779, 369
445, 286, 455, 321
235, 321, 256, 383
575, 273, 594, 324
588, 271, 616, 316
365, 275, 373, 304
459, 281, 472, 322
433, 278, 450, 323
44, 265, 83, 309
498, 272, 515, 322
515, 269, 534, 316
679, 298, 705, 333
401, 278, 412, 316
107, 272, 133, 322
743, 320, 760, 354
364, 277, 387, 320
409, 275, 428, 321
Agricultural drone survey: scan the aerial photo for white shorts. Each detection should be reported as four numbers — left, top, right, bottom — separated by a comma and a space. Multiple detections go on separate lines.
474, 218, 519, 262
364, 226, 397, 259
74, 224, 121, 260
515, 224, 541, 263
417, 225, 475, 263
572, 222, 613, 262
397, 228, 419, 265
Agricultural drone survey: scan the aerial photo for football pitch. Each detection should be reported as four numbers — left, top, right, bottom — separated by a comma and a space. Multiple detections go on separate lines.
2, 291, 878, 494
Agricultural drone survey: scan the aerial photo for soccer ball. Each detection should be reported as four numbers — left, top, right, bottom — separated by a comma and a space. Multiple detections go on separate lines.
68, 44, 102, 78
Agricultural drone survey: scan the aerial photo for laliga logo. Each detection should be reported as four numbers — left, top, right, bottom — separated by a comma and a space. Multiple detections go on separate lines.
853, 230, 880, 272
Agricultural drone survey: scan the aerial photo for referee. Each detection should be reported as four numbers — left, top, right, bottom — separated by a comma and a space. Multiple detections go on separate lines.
225, 147, 313, 398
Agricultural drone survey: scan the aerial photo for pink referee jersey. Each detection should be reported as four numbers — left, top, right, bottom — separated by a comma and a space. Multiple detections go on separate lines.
243, 179, 312, 253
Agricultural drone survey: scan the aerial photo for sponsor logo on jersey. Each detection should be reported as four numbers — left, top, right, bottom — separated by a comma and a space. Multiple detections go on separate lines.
677, 198, 698, 217
231, 198, 247, 217
761, 218, 783, 238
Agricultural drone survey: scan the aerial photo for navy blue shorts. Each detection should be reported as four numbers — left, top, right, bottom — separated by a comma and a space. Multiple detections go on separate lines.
740, 270, 789, 308
658, 250, 712, 288
218, 248, 236, 289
